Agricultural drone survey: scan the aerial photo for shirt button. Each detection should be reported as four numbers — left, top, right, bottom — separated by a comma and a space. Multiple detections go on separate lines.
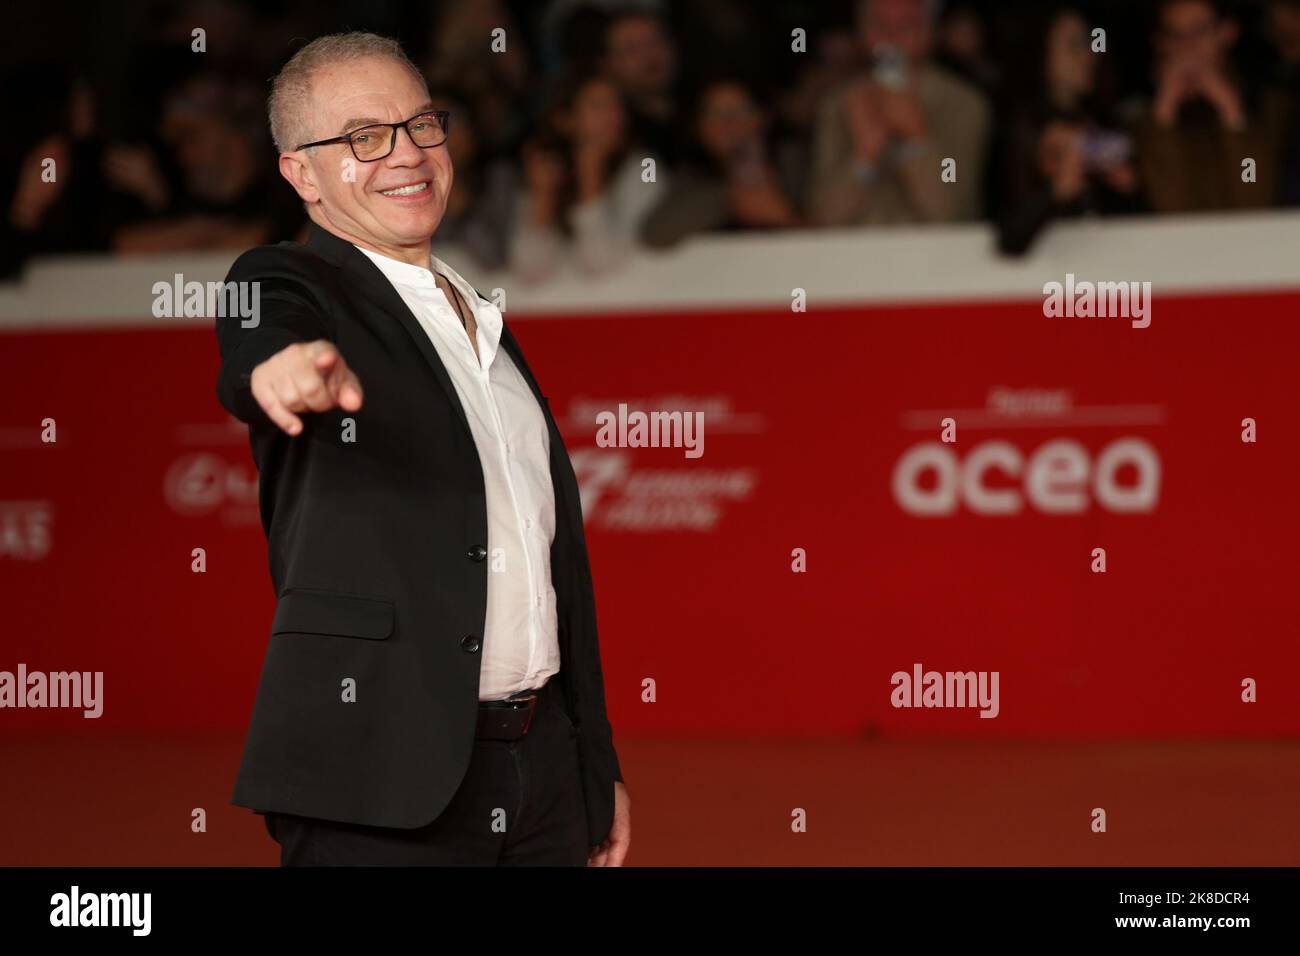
525, 518, 532, 529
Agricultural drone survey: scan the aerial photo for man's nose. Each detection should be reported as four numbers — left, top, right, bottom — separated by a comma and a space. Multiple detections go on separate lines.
387, 124, 425, 163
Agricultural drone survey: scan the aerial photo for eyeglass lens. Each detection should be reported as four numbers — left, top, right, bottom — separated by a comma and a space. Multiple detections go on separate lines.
351, 113, 447, 161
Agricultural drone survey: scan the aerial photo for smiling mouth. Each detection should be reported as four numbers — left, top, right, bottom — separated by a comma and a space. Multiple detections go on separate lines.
378, 181, 431, 196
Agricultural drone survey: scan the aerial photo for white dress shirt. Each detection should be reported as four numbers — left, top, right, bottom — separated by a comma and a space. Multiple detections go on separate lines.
355, 244, 560, 701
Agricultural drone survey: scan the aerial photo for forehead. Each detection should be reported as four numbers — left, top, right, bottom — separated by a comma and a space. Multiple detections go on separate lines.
1052, 12, 1085, 39
703, 84, 751, 108
308, 56, 429, 126
866, 0, 926, 26
1163, 1, 1217, 26
576, 77, 618, 103
610, 16, 664, 46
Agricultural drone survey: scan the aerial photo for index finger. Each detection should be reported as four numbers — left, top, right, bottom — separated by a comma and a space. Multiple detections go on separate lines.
324, 358, 364, 411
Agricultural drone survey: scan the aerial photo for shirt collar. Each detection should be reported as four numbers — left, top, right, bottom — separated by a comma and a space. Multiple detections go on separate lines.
353, 244, 503, 362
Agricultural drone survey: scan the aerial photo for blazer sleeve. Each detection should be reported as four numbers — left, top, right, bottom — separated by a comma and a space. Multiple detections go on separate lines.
569, 495, 624, 785
214, 244, 336, 428
583, 561, 623, 784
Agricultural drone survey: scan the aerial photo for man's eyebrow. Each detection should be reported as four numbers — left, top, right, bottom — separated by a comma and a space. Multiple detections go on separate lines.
338, 105, 437, 135
338, 117, 383, 134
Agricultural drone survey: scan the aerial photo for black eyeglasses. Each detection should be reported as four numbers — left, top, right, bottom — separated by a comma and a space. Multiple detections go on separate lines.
295, 110, 451, 162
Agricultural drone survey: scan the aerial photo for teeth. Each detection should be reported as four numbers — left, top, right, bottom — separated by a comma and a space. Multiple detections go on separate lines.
380, 182, 429, 196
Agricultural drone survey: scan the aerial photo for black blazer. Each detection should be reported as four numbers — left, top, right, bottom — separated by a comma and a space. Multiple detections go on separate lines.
214, 221, 622, 846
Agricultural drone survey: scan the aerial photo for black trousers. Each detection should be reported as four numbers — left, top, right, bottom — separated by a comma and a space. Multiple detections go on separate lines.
261, 678, 588, 865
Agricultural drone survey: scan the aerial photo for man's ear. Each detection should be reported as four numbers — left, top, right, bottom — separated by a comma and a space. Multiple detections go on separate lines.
279, 151, 321, 204
1218, 19, 1239, 49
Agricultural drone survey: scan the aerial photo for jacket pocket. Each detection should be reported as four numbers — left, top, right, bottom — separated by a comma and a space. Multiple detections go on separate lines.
271, 588, 395, 640
554, 700, 580, 736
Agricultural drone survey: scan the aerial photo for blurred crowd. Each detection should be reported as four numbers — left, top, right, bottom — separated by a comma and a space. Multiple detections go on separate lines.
3, 0, 1299, 281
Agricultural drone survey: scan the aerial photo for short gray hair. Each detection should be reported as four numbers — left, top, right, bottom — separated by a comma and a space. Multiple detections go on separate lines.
268, 32, 428, 154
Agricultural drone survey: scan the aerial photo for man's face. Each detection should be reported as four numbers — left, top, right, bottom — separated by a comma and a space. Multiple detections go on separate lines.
163, 109, 257, 202
568, 77, 626, 146
605, 17, 676, 97
861, 0, 933, 61
281, 56, 452, 255
1046, 11, 1095, 100
696, 83, 762, 161
1273, 2, 1300, 62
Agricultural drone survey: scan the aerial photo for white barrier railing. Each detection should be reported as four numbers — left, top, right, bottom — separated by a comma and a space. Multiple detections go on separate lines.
2, 209, 1298, 328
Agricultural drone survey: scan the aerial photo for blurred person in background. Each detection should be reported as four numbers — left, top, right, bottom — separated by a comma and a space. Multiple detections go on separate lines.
672, 0, 773, 97
774, 23, 861, 146
934, 1, 999, 96
640, 77, 803, 248
770, 21, 861, 210
112, 73, 304, 252
425, 89, 519, 271
809, 0, 991, 227
1265, 0, 1300, 204
1135, 0, 1289, 212
424, 0, 536, 160
995, 5, 1140, 255
510, 71, 666, 282
600, 9, 684, 168
536, 0, 669, 77
2, 73, 163, 275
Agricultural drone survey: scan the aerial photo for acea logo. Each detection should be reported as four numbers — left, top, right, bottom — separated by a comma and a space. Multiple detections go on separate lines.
891, 387, 1163, 517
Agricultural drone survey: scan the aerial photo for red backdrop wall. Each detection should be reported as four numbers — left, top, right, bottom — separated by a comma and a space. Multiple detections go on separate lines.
2, 289, 1296, 736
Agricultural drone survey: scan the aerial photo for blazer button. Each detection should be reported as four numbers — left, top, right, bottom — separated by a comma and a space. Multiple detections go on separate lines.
467, 545, 488, 562
460, 634, 481, 653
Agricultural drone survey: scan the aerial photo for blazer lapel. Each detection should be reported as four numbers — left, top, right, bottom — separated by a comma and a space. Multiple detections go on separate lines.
497, 319, 587, 534
300, 224, 566, 472
305, 223, 473, 439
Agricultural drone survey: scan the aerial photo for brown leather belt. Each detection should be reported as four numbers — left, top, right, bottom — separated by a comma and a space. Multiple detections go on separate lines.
475, 681, 550, 740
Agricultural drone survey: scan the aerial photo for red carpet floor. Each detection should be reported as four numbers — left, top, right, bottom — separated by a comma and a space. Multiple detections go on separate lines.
3, 734, 1297, 866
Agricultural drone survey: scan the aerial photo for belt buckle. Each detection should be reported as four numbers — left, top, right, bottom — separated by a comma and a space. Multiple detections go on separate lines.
509, 691, 538, 735
477, 689, 538, 739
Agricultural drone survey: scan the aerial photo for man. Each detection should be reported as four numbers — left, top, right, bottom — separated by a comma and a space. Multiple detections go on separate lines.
600, 10, 682, 167
115, 73, 304, 252
1267, 0, 1300, 205
809, 0, 990, 226
1136, 0, 1288, 211
214, 32, 630, 866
